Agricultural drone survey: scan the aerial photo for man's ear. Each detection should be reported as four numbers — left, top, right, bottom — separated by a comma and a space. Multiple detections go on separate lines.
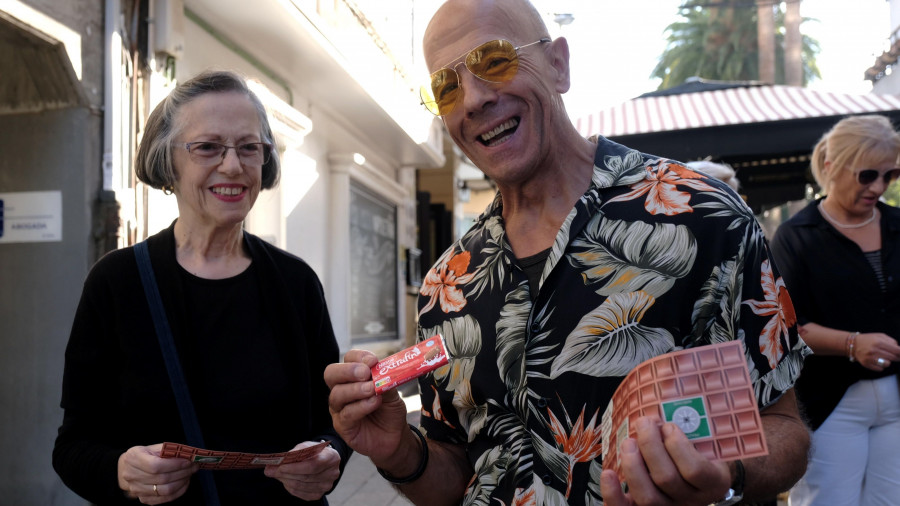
547, 37, 571, 93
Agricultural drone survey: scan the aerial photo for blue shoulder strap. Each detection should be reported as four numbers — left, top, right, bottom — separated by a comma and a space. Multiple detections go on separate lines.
134, 241, 220, 505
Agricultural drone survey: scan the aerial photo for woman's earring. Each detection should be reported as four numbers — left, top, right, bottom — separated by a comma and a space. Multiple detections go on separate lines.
162, 185, 174, 195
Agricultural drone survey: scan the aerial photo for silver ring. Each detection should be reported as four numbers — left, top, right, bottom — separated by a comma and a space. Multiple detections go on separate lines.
877, 357, 887, 367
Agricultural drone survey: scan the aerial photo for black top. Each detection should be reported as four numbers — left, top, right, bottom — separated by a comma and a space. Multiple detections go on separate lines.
770, 199, 900, 429
53, 222, 351, 505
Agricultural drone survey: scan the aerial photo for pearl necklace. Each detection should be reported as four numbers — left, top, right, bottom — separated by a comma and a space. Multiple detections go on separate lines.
819, 204, 877, 229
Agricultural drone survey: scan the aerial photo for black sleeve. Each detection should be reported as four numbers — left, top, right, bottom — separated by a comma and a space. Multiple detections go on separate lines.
770, 223, 812, 326
302, 273, 353, 481
52, 255, 133, 505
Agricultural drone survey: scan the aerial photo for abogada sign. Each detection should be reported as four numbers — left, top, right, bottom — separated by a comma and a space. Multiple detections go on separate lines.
0, 191, 62, 244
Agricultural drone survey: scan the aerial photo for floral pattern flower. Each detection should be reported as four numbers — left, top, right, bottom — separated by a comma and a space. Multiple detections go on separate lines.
418, 251, 476, 315
743, 259, 798, 368
608, 162, 719, 215
547, 405, 604, 497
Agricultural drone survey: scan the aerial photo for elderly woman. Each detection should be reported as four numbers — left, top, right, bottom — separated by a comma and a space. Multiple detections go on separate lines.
771, 114, 900, 506
53, 70, 350, 505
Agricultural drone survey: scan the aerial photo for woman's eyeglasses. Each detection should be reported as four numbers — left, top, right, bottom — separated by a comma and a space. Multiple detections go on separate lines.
183, 141, 272, 167
420, 38, 551, 116
855, 167, 900, 186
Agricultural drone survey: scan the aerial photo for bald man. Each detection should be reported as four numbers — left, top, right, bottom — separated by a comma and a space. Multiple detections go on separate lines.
326, 1, 811, 505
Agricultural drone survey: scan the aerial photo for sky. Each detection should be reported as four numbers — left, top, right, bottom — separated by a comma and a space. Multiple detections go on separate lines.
527, 0, 893, 121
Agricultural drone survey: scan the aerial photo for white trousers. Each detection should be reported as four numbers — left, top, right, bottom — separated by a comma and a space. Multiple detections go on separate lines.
790, 375, 900, 506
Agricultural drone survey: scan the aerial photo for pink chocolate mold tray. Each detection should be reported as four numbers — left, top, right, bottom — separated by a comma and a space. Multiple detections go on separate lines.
160, 441, 329, 470
600, 340, 768, 479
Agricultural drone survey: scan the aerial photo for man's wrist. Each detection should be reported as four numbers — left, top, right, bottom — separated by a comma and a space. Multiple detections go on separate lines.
710, 459, 744, 506
376, 424, 429, 484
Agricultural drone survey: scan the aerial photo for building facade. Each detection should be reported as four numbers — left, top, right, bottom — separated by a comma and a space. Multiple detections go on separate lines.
0, 0, 450, 502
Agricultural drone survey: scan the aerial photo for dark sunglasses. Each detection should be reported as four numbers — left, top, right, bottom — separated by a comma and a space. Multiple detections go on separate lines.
855, 168, 900, 186
420, 38, 551, 116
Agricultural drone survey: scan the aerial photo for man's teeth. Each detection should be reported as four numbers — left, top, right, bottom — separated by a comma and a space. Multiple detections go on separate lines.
480, 119, 519, 142
212, 187, 243, 196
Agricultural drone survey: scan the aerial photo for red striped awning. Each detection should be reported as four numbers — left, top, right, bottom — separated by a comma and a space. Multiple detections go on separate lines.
575, 85, 900, 138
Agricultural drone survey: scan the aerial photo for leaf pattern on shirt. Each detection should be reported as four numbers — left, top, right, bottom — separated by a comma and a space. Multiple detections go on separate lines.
422, 315, 482, 393
452, 378, 487, 442
551, 291, 675, 378
690, 255, 743, 347
568, 216, 697, 298
466, 216, 514, 300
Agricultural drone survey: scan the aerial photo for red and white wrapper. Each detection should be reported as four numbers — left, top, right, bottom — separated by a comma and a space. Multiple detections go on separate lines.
372, 335, 449, 395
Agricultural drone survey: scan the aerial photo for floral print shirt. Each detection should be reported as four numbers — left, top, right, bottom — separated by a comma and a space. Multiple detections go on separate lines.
416, 136, 809, 506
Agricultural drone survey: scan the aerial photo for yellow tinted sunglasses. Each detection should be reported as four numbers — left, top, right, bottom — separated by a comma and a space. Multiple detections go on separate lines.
420, 38, 551, 116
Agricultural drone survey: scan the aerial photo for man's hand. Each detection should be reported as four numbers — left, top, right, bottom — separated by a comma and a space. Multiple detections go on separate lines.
324, 349, 411, 465
599, 417, 732, 506
264, 442, 342, 500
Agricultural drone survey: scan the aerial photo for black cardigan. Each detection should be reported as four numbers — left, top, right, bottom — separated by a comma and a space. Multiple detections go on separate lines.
770, 200, 900, 430
53, 223, 350, 504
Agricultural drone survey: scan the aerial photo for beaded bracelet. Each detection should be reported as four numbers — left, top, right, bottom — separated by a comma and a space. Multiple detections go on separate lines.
376, 424, 429, 484
847, 332, 860, 362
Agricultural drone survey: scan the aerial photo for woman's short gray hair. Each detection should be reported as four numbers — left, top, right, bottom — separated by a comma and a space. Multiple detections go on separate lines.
134, 69, 280, 190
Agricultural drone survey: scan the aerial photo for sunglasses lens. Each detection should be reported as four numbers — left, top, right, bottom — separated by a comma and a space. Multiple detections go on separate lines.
425, 68, 461, 116
467, 40, 519, 83
857, 170, 879, 185
857, 168, 900, 185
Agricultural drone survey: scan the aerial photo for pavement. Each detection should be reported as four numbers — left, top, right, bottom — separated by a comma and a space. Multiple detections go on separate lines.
326, 388, 419, 506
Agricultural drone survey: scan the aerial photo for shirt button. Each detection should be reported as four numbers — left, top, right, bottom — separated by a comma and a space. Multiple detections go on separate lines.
530, 322, 540, 334
537, 398, 548, 408
542, 474, 553, 485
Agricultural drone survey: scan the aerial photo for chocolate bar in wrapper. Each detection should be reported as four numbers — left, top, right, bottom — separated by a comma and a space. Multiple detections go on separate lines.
372, 335, 449, 394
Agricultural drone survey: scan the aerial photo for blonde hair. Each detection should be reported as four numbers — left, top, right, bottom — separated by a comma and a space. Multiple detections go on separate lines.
811, 115, 900, 194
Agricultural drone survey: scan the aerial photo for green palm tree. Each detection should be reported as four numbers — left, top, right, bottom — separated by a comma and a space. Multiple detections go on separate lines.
652, 1, 820, 89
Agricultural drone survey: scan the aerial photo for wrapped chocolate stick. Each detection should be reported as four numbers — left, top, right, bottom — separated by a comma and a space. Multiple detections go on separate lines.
372, 335, 449, 395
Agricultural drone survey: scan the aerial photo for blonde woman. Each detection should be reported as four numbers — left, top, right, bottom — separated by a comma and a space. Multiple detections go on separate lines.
771, 114, 900, 506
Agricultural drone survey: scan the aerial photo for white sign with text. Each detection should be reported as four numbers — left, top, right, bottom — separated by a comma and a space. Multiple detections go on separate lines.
0, 191, 62, 244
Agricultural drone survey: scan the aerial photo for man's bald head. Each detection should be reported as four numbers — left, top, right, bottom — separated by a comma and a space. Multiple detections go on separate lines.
423, 0, 550, 71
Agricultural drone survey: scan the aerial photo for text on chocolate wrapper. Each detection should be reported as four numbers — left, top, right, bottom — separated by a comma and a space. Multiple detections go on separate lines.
378, 346, 422, 375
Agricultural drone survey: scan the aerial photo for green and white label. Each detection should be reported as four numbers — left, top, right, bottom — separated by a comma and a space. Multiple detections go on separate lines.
661, 397, 711, 439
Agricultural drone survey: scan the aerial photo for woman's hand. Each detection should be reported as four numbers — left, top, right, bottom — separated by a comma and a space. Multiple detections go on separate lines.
117, 443, 197, 504
264, 442, 342, 500
854, 332, 900, 371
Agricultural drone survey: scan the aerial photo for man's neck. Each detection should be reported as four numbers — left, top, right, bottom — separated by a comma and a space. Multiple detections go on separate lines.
499, 140, 595, 258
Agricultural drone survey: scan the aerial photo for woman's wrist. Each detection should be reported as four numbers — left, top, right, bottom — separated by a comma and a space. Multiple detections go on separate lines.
846, 331, 860, 362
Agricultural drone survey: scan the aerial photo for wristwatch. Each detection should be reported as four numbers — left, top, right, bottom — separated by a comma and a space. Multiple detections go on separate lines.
710, 460, 744, 506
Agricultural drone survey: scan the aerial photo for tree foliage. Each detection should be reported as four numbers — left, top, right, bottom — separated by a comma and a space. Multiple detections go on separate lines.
884, 182, 900, 207
652, 1, 821, 90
